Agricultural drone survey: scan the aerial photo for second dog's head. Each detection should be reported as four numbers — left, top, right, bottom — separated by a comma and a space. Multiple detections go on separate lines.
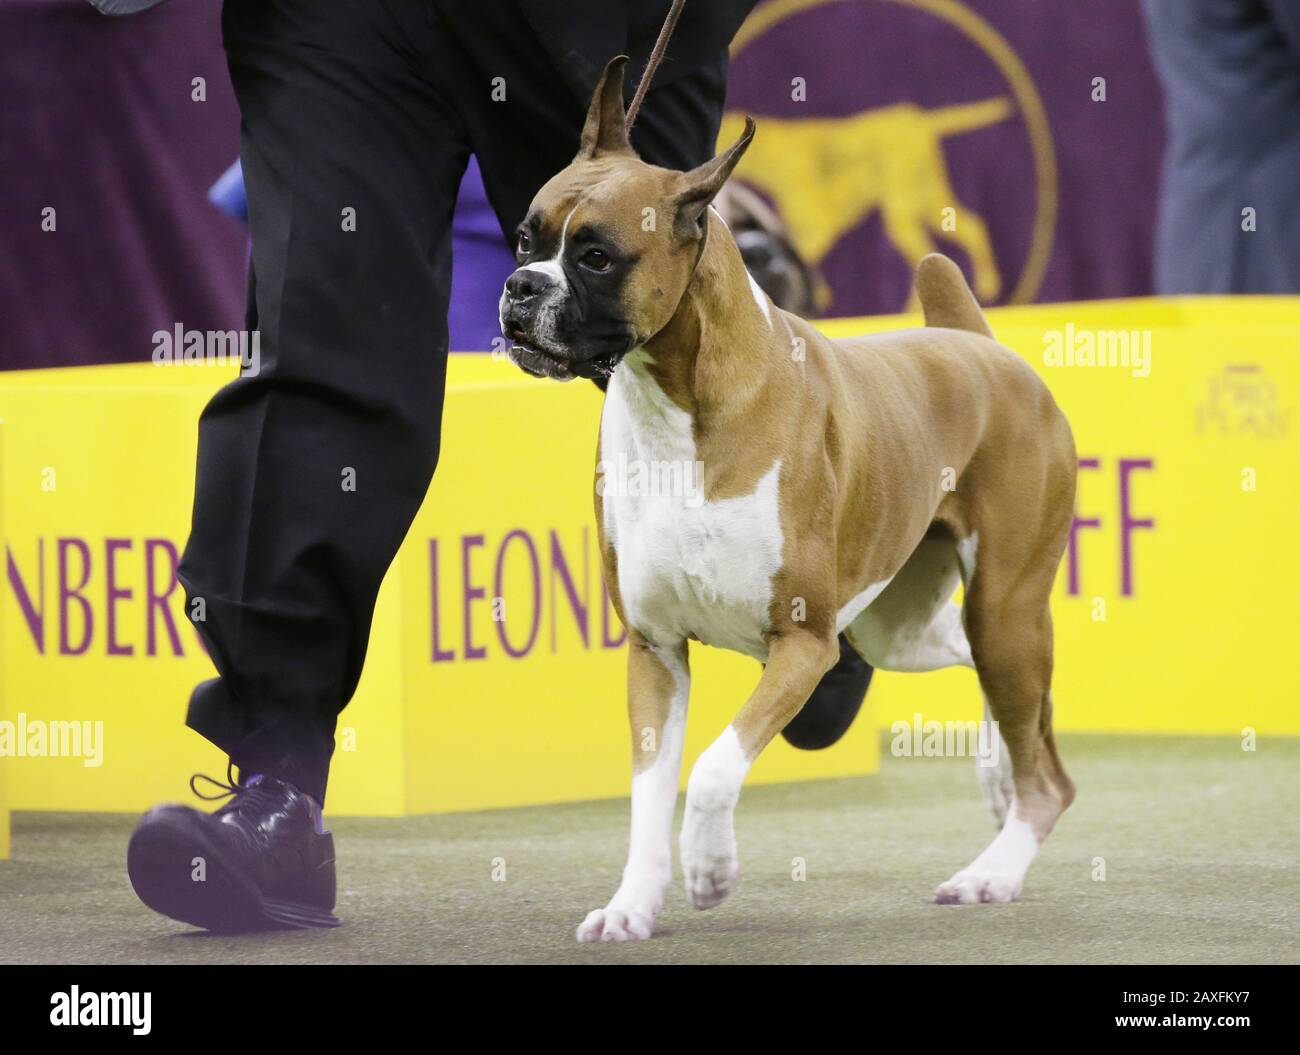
499, 56, 754, 381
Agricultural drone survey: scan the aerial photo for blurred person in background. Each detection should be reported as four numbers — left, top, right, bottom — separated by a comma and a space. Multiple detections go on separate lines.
1143, 0, 1300, 293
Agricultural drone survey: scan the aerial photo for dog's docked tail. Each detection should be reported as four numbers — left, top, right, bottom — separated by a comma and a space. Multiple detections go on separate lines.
914, 253, 993, 338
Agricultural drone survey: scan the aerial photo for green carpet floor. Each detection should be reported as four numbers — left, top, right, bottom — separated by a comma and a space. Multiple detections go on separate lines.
1, 734, 1296, 964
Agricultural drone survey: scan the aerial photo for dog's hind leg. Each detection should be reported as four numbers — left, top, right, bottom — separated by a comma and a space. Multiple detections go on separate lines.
935, 512, 1076, 904
846, 532, 1016, 829
680, 629, 839, 911
577, 632, 689, 942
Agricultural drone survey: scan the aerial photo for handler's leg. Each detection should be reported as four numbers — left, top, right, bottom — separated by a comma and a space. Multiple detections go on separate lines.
577, 632, 690, 943
130, 0, 468, 932
681, 630, 839, 910
179, 0, 468, 802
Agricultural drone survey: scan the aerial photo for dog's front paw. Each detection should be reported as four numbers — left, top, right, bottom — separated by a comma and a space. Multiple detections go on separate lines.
576, 905, 656, 943
934, 867, 1022, 905
680, 809, 739, 910
683, 848, 739, 910
577, 865, 670, 943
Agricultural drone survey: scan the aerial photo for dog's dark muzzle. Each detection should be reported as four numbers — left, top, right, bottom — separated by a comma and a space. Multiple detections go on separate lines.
504, 335, 628, 383
501, 268, 633, 382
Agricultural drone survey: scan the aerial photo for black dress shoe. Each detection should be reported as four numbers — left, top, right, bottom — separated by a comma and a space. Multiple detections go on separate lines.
781, 633, 874, 749
127, 766, 340, 932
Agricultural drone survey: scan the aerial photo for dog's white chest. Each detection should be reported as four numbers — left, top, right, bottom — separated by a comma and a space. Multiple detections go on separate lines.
600, 356, 784, 660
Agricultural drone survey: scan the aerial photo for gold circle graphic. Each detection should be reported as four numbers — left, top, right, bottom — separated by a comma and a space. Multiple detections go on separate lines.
732, 0, 1057, 304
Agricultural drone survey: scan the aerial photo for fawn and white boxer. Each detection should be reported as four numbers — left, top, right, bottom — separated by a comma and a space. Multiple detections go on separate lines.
499, 58, 1077, 942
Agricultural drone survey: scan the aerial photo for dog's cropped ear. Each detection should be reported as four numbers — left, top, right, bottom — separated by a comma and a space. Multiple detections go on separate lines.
577, 56, 633, 158
672, 117, 755, 240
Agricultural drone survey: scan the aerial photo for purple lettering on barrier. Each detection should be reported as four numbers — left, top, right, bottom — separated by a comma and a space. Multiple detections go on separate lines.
495, 529, 541, 658
601, 575, 626, 650
427, 529, 629, 661
462, 534, 487, 660
145, 538, 185, 657
8, 536, 205, 658
430, 539, 455, 662
550, 528, 589, 651
58, 538, 93, 655
1068, 457, 1103, 596
6, 541, 45, 653
105, 537, 134, 656
1119, 458, 1155, 597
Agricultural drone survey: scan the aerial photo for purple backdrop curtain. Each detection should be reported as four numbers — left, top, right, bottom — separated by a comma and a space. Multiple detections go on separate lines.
0, 0, 244, 371
722, 0, 1166, 315
1, 0, 1168, 370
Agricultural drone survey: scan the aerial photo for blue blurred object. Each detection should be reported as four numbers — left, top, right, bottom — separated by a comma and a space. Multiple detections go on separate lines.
208, 160, 247, 222
447, 156, 517, 352
208, 155, 512, 351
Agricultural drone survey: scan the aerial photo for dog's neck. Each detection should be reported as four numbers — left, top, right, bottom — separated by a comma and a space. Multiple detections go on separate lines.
634, 210, 782, 420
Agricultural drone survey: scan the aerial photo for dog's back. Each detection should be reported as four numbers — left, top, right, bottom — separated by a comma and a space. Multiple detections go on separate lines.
827, 253, 1064, 443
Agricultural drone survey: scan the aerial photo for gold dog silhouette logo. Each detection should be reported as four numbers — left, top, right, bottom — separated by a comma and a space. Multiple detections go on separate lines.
724, 0, 1057, 312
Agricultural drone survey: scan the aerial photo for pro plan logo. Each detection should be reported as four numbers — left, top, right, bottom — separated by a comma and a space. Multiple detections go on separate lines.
724, 0, 1056, 313
50, 986, 151, 1035
1196, 364, 1290, 438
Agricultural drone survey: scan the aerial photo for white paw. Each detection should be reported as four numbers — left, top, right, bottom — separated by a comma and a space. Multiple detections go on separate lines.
680, 810, 739, 910
683, 850, 739, 909
934, 867, 1023, 905
576, 906, 656, 943
680, 728, 748, 911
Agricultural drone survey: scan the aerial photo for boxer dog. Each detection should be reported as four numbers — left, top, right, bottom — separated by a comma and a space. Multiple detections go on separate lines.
500, 58, 1077, 943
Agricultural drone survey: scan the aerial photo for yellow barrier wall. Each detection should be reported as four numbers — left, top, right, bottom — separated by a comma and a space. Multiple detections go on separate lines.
1, 297, 1296, 818
820, 297, 1300, 738
0, 355, 877, 817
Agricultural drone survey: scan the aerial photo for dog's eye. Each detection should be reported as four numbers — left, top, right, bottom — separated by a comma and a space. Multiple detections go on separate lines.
516, 231, 531, 255
580, 249, 612, 273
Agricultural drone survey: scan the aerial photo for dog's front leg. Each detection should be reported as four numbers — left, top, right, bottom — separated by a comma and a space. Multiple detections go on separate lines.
681, 630, 839, 910
576, 631, 689, 943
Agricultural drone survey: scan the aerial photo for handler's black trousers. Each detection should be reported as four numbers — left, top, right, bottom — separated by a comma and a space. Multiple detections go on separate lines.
176, 0, 731, 804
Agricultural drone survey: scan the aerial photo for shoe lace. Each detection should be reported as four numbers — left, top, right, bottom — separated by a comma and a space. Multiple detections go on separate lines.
189, 761, 279, 815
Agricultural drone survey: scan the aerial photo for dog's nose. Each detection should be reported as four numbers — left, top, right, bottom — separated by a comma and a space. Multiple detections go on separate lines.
505, 268, 551, 302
